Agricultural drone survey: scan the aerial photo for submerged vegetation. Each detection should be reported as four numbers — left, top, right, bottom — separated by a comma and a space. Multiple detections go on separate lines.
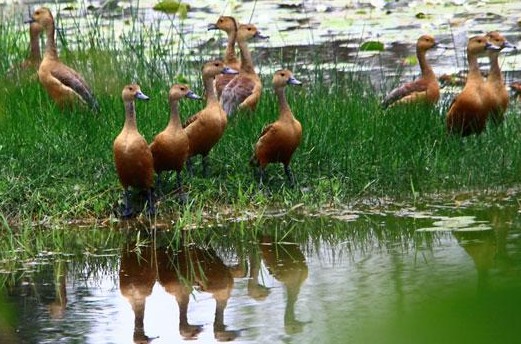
0, 5, 521, 227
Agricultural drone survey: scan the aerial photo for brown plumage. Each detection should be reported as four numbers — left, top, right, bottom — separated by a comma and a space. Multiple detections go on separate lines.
150, 84, 200, 192
7, 21, 42, 77
183, 60, 238, 176
208, 16, 240, 98
29, 7, 98, 111
485, 31, 516, 125
251, 69, 302, 186
382, 34, 440, 108
113, 84, 153, 218
220, 24, 269, 116
446, 36, 501, 136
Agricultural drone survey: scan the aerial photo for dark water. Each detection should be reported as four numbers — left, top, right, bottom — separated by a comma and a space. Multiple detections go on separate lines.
1, 197, 521, 343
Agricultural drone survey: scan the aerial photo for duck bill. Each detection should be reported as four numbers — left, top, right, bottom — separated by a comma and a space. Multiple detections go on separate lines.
485, 42, 502, 52
135, 91, 150, 100
288, 76, 302, 85
254, 31, 269, 40
222, 67, 239, 75
207, 23, 218, 31
502, 40, 517, 51
186, 90, 201, 100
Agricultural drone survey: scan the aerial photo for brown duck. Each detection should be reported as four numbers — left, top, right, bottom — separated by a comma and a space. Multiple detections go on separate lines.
251, 69, 302, 186
113, 84, 153, 218
150, 84, 200, 192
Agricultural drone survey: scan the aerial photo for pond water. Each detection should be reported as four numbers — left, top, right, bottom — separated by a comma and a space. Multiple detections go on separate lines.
1, 195, 521, 343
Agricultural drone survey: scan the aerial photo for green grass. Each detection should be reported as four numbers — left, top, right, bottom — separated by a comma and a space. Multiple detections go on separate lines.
1, 8, 521, 226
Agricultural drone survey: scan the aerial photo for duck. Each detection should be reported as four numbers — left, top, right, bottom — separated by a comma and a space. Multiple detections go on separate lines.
150, 84, 200, 192
484, 31, 516, 125
29, 7, 99, 111
208, 16, 240, 98
183, 60, 238, 176
220, 24, 269, 116
250, 69, 302, 186
382, 34, 440, 108
113, 84, 154, 218
446, 36, 501, 136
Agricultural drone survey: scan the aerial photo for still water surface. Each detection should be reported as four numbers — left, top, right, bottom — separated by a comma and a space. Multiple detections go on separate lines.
1, 196, 521, 343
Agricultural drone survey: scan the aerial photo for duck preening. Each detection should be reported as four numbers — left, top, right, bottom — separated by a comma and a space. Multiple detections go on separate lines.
150, 84, 200, 193
485, 31, 517, 125
208, 16, 240, 98
29, 7, 99, 112
382, 34, 440, 108
113, 84, 154, 218
446, 36, 501, 136
220, 23, 269, 116
251, 69, 302, 186
183, 60, 238, 176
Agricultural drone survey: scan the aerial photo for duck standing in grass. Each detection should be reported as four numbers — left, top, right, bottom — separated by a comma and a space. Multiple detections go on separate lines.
183, 60, 238, 177
382, 34, 440, 108
7, 20, 42, 77
113, 84, 154, 218
446, 36, 501, 136
221, 24, 269, 116
251, 69, 302, 186
485, 31, 516, 125
150, 84, 200, 193
29, 7, 99, 112
208, 16, 240, 98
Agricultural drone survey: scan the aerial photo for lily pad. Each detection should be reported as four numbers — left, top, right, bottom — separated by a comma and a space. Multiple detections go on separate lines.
359, 41, 384, 52
153, 0, 190, 18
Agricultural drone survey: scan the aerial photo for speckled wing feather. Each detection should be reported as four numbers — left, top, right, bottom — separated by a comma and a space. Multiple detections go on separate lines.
382, 79, 428, 108
258, 123, 274, 139
182, 112, 200, 129
51, 66, 99, 112
221, 75, 255, 115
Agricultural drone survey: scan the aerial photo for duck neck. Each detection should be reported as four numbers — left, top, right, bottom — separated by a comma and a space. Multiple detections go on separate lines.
29, 31, 41, 63
123, 101, 138, 131
225, 30, 239, 66
467, 53, 483, 83
238, 39, 254, 73
43, 22, 58, 60
417, 47, 434, 79
203, 74, 218, 104
168, 100, 182, 128
487, 53, 502, 84
276, 86, 292, 121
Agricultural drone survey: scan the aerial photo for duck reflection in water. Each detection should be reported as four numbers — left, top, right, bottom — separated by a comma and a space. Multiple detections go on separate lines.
119, 237, 239, 342
237, 235, 309, 334
157, 243, 239, 341
119, 244, 157, 344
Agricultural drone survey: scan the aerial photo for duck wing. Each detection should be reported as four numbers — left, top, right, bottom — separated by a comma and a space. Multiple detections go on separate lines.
382, 78, 428, 108
221, 75, 255, 115
51, 65, 99, 112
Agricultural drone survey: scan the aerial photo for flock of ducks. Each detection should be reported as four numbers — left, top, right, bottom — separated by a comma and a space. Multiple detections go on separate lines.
16, 7, 517, 218
22, 8, 302, 218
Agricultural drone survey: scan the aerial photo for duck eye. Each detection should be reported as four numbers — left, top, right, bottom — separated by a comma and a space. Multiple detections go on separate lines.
214, 63, 220, 67
248, 27, 252, 31
280, 73, 285, 77
180, 87, 185, 91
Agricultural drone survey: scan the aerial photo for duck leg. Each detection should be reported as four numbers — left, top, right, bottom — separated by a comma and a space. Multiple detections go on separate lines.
284, 164, 295, 187
258, 167, 266, 188
175, 171, 183, 191
145, 188, 155, 216
186, 157, 194, 176
202, 155, 210, 177
122, 189, 134, 219
155, 172, 163, 195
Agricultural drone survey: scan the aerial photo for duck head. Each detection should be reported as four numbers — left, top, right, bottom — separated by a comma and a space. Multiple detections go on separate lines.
169, 84, 201, 102
237, 24, 269, 42
417, 34, 438, 51
273, 69, 302, 88
208, 16, 238, 34
486, 31, 517, 52
467, 35, 501, 57
122, 84, 149, 102
202, 60, 238, 78
28, 7, 54, 30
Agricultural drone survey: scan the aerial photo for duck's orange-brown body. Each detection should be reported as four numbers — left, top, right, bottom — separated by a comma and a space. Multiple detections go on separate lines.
7, 21, 42, 78
30, 7, 98, 111
113, 84, 153, 217
221, 24, 268, 115
150, 84, 199, 175
208, 16, 240, 98
446, 36, 500, 136
382, 34, 439, 108
252, 70, 302, 184
183, 61, 237, 174
485, 32, 515, 125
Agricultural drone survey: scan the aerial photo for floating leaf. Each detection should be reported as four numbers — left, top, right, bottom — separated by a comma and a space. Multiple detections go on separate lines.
153, 0, 190, 16
359, 41, 384, 52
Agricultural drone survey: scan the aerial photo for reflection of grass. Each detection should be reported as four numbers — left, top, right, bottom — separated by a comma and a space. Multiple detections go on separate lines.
1, 11, 521, 226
